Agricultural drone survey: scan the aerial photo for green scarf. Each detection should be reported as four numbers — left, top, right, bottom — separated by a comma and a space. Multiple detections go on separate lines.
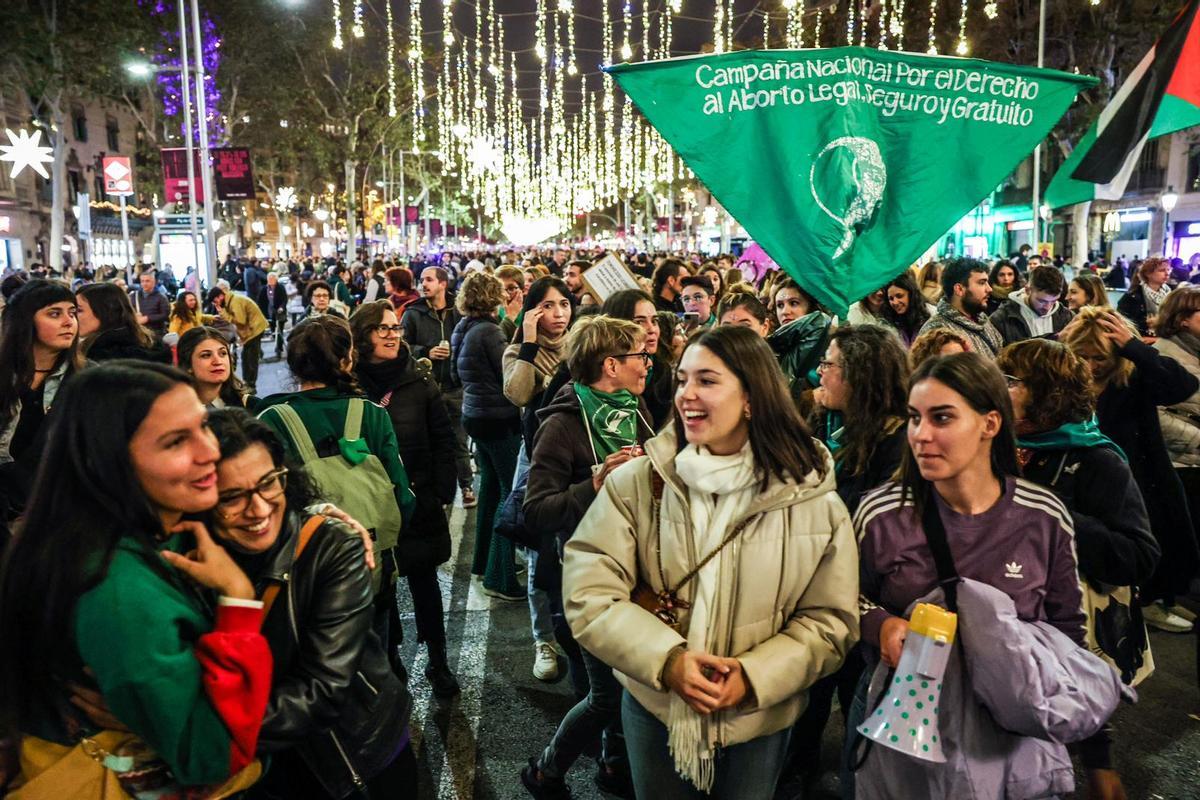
1017, 418, 1127, 462
574, 383, 641, 458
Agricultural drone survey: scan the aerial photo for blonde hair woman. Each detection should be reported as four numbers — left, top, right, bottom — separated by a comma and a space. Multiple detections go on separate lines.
1062, 306, 1200, 630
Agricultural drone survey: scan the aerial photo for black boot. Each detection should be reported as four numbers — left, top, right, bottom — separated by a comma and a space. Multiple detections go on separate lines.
424, 642, 461, 699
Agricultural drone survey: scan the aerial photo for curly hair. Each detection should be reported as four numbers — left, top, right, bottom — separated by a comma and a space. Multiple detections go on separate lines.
997, 339, 1094, 430
563, 315, 645, 384
455, 271, 505, 317
909, 328, 971, 369
826, 325, 910, 476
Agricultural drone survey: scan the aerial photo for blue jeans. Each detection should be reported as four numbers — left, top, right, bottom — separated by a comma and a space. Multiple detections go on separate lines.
537, 648, 626, 780
513, 444, 556, 644
622, 691, 791, 799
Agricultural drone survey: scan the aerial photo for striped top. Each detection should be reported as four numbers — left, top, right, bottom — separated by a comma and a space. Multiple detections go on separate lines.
854, 477, 1087, 650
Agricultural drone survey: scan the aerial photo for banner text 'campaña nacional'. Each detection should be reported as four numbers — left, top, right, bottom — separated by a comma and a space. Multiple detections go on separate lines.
695, 54, 1045, 127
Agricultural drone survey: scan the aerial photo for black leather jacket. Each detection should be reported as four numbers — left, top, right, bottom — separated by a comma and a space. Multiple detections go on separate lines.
237, 512, 412, 799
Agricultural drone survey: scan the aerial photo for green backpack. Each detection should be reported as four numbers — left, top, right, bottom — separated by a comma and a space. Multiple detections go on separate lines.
261, 399, 403, 556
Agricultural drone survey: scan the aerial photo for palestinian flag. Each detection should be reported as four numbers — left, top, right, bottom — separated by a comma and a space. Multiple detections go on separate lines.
1045, 0, 1200, 208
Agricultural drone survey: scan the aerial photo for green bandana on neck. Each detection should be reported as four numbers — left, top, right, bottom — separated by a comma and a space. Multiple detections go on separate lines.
574, 383, 640, 458
1018, 418, 1127, 462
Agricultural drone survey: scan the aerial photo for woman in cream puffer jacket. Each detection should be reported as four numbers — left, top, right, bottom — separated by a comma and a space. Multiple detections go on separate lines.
562, 325, 859, 800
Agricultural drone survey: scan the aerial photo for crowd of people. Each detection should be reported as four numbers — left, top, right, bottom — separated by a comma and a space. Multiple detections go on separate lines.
0, 243, 1197, 800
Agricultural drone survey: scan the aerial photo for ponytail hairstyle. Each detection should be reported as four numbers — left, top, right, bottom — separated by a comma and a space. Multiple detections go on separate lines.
285, 315, 363, 396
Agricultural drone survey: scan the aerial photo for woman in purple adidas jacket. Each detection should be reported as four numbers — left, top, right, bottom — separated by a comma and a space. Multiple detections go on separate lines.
856, 352, 1086, 665
848, 352, 1088, 798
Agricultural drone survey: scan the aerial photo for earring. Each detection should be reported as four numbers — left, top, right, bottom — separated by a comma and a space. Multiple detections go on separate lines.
744, 408, 751, 420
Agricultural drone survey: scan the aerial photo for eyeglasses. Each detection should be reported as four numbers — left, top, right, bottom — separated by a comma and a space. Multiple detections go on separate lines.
817, 359, 842, 372
1003, 374, 1025, 387
216, 468, 288, 517
681, 293, 709, 304
373, 324, 403, 336
612, 351, 653, 366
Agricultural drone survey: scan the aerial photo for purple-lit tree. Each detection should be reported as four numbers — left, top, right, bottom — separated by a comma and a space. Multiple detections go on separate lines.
139, 0, 224, 146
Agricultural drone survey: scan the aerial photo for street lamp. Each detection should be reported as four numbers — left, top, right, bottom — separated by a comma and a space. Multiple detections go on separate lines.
1161, 185, 1179, 257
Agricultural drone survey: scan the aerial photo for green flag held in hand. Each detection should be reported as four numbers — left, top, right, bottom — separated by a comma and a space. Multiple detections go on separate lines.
607, 48, 1095, 315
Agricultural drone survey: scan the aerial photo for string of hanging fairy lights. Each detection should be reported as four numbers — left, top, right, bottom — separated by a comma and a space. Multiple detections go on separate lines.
355, 0, 996, 236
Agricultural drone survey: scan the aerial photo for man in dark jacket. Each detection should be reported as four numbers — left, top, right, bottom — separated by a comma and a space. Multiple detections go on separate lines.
129, 268, 170, 337
243, 259, 268, 301
402, 266, 473, 502
989, 265, 1073, 345
257, 271, 289, 358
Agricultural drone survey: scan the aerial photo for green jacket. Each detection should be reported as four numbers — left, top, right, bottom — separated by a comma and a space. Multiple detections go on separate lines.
72, 536, 266, 785
256, 387, 416, 521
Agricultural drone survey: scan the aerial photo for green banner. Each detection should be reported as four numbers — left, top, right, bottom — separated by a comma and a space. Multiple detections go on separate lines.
608, 48, 1096, 314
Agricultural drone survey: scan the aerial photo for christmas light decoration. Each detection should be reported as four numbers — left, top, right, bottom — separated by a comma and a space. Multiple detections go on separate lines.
410, 0, 425, 146
956, 0, 970, 54
387, 0, 397, 116
984, 2, 998, 19
332, 0, 344, 49
0, 128, 54, 179
927, 0, 939, 53
352, 1, 365, 38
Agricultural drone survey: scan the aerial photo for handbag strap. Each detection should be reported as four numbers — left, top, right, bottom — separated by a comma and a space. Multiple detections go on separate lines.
920, 497, 959, 612
259, 515, 325, 623
649, 465, 756, 599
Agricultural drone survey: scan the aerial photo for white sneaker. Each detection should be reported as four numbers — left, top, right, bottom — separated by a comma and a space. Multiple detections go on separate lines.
533, 641, 560, 682
1143, 603, 1194, 633
1168, 604, 1197, 623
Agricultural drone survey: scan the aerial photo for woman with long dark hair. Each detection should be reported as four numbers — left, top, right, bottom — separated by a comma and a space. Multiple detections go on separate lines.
169, 290, 218, 336
0, 362, 271, 789
178, 326, 257, 410
564, 326, 858, 799
0, 280, 85, 537
350, 300, 462, 699
852, 352, 1088, 798
76, 282, 170, 363
601, 288, 670, 429
986, 261, 1024, 315
781, 324, 910, 795
882, 272, 934, 348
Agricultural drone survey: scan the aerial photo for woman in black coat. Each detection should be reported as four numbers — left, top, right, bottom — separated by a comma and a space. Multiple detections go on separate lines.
350, 300, 461, 698
1063, 307, 1200, 631
999, 338, 1160, 800
76, 282, 172, 363
199, 409, 416, 800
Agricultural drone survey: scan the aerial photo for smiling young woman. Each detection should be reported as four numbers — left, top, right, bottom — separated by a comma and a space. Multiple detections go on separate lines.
0, 362, 270, 790
563, 325, 857, 800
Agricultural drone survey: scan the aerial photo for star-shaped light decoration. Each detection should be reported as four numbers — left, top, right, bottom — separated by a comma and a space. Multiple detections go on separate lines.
0, 128, 54, 180
274, 186, 297, 211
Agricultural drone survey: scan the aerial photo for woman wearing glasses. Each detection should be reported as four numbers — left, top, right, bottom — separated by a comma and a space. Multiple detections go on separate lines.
521, 315, 656, 798
205, 408, 417, 799
350, 300, 462, 699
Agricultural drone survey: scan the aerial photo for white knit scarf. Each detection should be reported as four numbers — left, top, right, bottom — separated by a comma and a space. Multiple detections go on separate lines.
668, 441, 758, 792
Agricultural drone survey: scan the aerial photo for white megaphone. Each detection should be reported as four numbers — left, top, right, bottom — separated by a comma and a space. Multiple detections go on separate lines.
857, 602, 958, 763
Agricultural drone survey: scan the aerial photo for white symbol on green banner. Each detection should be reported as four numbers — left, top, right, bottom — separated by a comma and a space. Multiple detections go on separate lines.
810, 136, 887, 260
